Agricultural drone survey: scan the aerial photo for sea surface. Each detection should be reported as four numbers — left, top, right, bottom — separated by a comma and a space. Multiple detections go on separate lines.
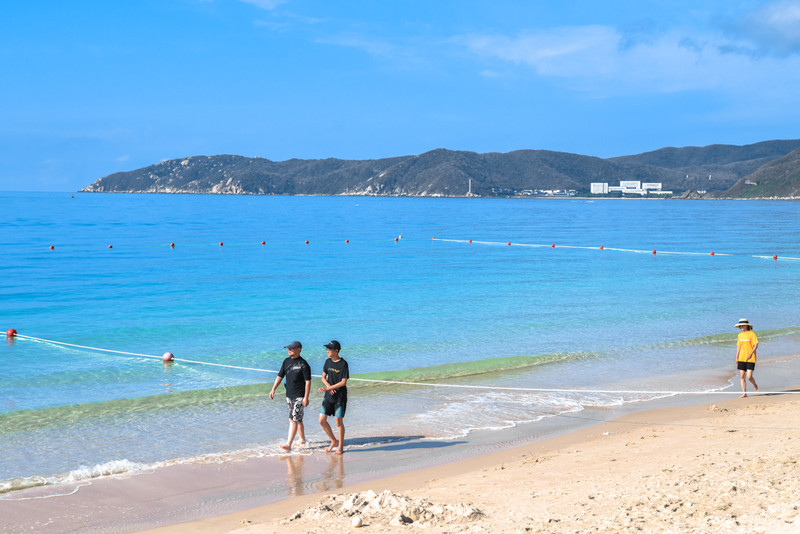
2, 192, 800, 495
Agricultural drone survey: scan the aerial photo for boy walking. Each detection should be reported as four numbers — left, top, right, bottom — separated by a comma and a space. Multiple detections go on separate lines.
318, 340, 349, 455
270, 341, 312, 451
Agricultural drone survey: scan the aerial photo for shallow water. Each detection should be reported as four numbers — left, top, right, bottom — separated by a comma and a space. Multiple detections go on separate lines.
2, 192, 800, 492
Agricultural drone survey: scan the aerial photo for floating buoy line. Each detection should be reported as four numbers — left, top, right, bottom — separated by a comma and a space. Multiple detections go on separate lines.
6, 331, 797, 396
431, 238, 800, 261
33, 235, 800, 262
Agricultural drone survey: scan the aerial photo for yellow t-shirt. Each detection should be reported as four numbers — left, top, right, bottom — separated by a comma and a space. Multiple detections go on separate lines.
736, 330, 758, 362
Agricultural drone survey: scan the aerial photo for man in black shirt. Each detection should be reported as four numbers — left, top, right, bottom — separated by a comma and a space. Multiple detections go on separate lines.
317, 340, 349, 455
269, 340, 312, 451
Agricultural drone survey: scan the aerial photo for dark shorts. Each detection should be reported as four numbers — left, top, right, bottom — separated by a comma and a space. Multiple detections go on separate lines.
286, 397, 305, 422
321, 398, 347, 418
737, 361, 756, 371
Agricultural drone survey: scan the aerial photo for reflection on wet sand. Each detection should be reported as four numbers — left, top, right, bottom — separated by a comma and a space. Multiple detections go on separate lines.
281, 454, 306, 496
314, 452, 345, 492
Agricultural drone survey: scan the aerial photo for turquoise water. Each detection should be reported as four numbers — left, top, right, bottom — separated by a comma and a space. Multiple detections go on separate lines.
2, 192, 800, 492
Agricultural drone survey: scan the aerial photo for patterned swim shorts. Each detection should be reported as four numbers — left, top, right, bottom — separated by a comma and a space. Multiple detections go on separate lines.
286, 397, 305, 422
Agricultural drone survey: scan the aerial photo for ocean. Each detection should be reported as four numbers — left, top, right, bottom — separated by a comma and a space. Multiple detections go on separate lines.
2, 192, 800, 496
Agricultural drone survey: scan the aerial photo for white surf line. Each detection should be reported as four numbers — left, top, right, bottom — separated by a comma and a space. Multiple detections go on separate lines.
14, 333, 798, 397
432, 237, 800, 260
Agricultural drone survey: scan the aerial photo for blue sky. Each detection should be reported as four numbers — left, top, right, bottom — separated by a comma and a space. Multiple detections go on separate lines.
2, 0, 800, 191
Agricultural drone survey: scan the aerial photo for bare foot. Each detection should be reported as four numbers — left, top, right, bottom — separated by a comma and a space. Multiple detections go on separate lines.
280, 444, 292, 451
325, 440, 339, 452
739, 393, 747, 398
334, 448, 344, 455
754, 387, 759, 393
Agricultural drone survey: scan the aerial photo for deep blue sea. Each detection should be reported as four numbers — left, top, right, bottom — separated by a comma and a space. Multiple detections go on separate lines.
2, 192, 800, 494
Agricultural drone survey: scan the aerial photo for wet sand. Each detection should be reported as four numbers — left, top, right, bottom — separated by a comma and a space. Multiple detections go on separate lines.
146, 391, 800, 534
3, 357, 800, 533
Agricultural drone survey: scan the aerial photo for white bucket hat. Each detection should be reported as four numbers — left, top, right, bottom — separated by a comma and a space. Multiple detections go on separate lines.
735, 318, 752, 328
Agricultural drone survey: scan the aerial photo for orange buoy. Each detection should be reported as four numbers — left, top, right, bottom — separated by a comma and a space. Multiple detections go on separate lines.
162, 352, 174, 362
49, 245, 54, 250
346, 239, 349, 243
432, 237, 436, 240
6, 328, 16, 338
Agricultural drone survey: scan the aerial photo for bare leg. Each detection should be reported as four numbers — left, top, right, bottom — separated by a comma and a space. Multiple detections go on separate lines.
747, 370, 759, 393
297, 421, 306, 445
334, 417, 345, 455
739, 369, 748, 398
281, 420, 298, 450
319, 414, 339, 451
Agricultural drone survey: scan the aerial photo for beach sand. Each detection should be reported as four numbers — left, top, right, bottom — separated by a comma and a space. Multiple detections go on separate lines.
142, 391, 800, 534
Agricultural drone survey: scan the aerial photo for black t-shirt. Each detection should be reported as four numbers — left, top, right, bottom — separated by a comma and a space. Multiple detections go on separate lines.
322, 358, 349, 402
277, 356, 311, 399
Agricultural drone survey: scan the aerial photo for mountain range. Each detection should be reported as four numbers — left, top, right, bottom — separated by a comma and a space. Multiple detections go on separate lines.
82, 139, 800, 198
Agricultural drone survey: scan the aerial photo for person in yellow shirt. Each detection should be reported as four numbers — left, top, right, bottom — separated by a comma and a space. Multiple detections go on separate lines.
735, 318, 759, 398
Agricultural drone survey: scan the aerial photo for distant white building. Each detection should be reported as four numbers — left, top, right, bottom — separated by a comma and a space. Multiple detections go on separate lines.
592, 180, 672, 196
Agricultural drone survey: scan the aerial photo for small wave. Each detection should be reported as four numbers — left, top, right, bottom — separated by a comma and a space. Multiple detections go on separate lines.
656, 326, 800, 348
1, 352, 594, 433
354, 352, 594, 386
0, 459, 148, 497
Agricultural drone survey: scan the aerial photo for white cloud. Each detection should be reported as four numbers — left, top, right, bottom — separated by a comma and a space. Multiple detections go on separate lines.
736, 0, 800, 55
115, 155, 130, 163
457, 24, 800, 98
239, 0, 288, 11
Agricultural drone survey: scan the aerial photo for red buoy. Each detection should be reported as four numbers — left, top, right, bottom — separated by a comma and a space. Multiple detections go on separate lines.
551, 244, 555, 248
507, 242, 512, 246
162, 352, 174, 362
773, 255, 778, 260
652, 250, 657, 255
6, 328, 16, 338
346, 239, 349, 243
108, 245, 113, 249
305, 240, 309, 245
261, 241, 265, 245
219, 242, 223, 246
394, 237, 398, 242
468, 239, 472, 243
49, 245, 54, 250
170, 242, 175, 248
599, 245, 604, 250
710, 251, 715, 256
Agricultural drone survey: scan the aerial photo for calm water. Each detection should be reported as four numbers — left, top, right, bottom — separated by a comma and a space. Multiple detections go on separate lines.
2, 192, 800, 492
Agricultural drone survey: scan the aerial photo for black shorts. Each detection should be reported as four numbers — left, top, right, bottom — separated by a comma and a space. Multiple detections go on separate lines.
321, 398, 346, 418
737, 361, 755, 371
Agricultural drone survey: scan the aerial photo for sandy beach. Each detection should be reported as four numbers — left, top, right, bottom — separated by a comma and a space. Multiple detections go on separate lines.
136, 389, 800, 534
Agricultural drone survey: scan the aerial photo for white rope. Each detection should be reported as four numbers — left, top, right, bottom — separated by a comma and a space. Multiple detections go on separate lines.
432, 238, 800, 260
13, 334, 796, 396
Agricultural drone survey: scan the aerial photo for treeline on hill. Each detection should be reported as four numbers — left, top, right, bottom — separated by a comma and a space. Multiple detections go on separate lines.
83, 139, 800, 198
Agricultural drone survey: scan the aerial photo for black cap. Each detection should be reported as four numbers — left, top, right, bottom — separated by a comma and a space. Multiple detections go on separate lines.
323, 340, 341, 351
284, 341, 302, 350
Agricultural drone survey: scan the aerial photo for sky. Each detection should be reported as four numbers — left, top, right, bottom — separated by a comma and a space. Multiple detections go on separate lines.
2, 1, 800, 191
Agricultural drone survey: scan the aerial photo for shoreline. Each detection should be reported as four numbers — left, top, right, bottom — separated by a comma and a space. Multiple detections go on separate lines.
3, 355, 800, 533
144, 388, 800, 534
